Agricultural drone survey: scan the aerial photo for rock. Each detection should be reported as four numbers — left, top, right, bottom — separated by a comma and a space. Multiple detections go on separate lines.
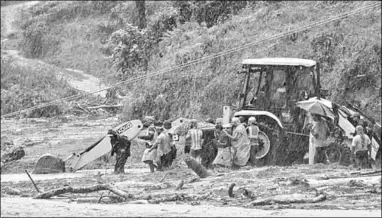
33, 153, 65, 174
1, 146, 25, 162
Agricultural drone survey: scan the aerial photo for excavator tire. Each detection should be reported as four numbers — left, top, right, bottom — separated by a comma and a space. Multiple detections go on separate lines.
256, 123, 285, 166
339, 143, 352, 166
324, 142, 352, 166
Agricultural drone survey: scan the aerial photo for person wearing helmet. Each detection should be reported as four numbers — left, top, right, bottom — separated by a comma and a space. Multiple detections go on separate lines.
247, 116, 259, 166
186, 119, 204, 163
108, 129, 131, 174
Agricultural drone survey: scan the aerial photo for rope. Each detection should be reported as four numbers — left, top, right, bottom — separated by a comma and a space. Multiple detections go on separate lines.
1, 2, 380, 118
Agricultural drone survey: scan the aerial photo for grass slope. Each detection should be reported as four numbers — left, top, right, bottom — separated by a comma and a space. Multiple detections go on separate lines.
9, 1, 382, 122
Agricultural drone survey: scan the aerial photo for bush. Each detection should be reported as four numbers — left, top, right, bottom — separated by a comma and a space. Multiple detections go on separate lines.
119, 1, 381, 123
20, 21, 60, 58
0, 56, 77, 118
173, 1, 248, 27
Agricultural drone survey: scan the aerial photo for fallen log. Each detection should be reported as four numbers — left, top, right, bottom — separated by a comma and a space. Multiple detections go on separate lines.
350, 170, 382, 176
147, 193, 212, 204
184, 156, 212, 178
308, 176, 381, 188
87, 105, 123, 110
33, 184, 132, 200
335, 192, 380, 198
246, 194, 326, 207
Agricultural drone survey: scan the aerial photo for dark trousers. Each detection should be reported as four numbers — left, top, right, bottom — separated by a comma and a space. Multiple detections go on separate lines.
314, 147, 327, 164
158, 146, 177, 170
353, 150, 369, 169
114, 152, 127, 174
185, 144, 191, 154
164, 146, 177, 167
249, 144, 258, 166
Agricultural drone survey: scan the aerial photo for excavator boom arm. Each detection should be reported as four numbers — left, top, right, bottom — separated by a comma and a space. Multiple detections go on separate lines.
67, 120, 144, 172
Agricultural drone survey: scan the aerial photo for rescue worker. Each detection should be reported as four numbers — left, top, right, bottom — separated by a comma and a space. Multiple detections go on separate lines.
163, 120, 177, 167
201, 129, 218, 168
212, 124, 232, 168
108, 129, 131, 174
149, 126, 172, 171
139, 116, 158, 173
310, 114, 330, 164
352, 125, 372, 169
186, 119, 204, 164
214, 118, 223, 139
247, 116, 260, 166
223, 117, 251, 168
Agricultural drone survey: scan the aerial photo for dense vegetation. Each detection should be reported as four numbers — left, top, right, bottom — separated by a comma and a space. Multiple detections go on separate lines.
2, 1, 381, 123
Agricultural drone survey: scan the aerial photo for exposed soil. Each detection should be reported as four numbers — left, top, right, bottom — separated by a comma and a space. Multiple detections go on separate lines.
1, 1, 381, 217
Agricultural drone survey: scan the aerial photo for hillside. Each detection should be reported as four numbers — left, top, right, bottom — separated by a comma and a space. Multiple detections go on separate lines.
3, 1, 382, 122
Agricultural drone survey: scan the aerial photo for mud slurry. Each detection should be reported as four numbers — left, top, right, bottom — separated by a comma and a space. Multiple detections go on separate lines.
1, 117, 382, 216
1, 164, 381, 217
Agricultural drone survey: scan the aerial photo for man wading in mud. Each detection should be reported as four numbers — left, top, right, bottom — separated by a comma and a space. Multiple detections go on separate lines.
108, 129, 131, 174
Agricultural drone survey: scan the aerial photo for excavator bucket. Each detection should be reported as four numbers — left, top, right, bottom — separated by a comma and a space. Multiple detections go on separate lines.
66, 120, 143, 172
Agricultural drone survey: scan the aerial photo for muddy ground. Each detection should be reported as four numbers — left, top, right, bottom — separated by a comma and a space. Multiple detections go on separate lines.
1, 1, 381, 217
1, 117, 381, 217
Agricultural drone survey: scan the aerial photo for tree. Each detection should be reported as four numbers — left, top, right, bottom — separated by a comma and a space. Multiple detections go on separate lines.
135, 1, 146, 29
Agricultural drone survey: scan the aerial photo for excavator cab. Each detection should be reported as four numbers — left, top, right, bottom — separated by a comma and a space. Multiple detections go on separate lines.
238, 58, 324, 128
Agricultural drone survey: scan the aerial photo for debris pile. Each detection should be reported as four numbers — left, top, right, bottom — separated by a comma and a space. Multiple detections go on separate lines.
1, 136, 25, 172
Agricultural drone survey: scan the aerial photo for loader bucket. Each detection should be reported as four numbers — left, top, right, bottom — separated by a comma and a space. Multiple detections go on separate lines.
33, 153, 65, 174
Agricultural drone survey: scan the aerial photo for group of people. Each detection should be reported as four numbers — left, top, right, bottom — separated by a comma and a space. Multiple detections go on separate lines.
212, 116, 261, 169
108, 111, 379, 174
107, 115, 265, 174
308, 112, 377, 169
139, 118, 177, 173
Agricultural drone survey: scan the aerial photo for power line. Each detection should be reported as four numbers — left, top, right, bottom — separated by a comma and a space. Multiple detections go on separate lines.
1, 2, 380, 118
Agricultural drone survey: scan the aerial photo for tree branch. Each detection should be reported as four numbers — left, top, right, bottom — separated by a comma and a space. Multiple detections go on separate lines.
33, 184, 132, 200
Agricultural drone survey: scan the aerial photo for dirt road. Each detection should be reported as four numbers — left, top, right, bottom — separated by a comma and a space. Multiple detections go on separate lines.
1, 1, 109, 98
